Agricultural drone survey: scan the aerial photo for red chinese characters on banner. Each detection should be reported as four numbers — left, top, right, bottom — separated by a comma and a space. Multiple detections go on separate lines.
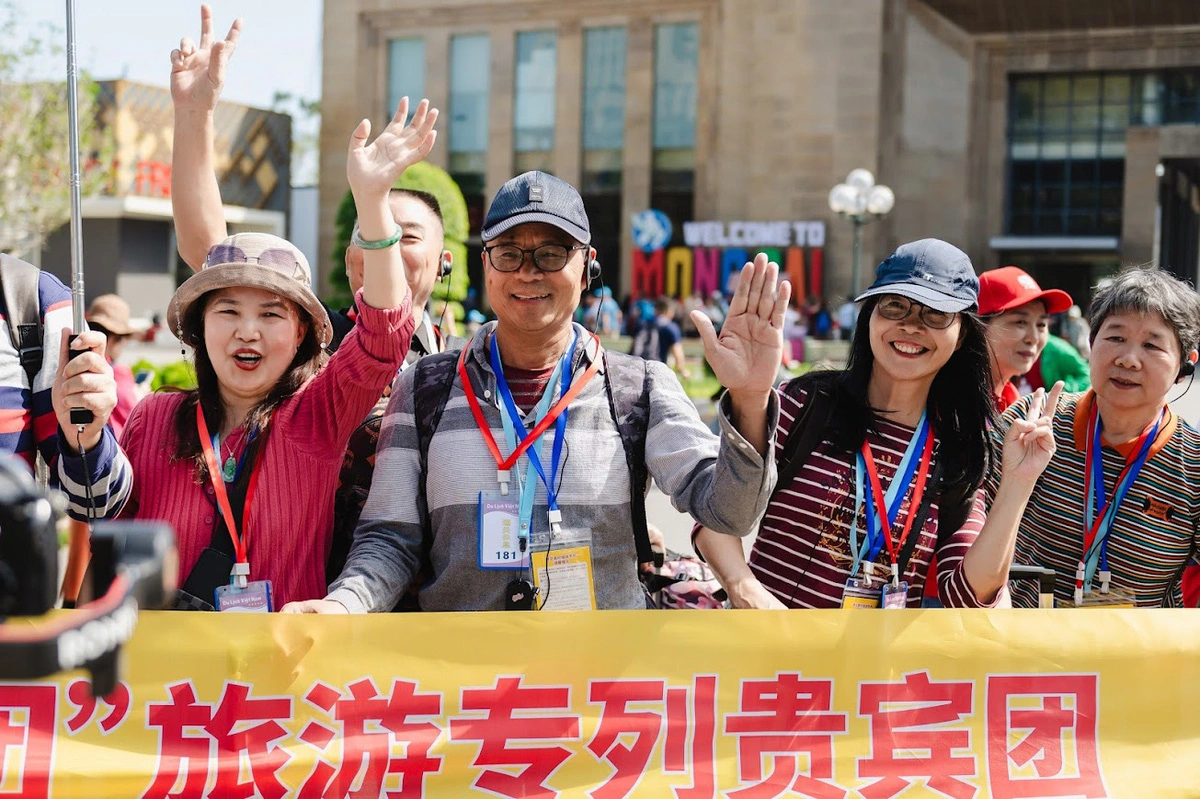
143, 680, 294, 799
585, 675, 718, 799
857, 671, 976, 799
986, 674, 1106, 799
0, 685, 56, 799
297, 678, 442, 798
449, 675, 581, 798
724, 672, 850, 799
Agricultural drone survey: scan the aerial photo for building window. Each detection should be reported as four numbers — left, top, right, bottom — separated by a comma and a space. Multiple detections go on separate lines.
386, 38, 425, 120
1006, 69, 1200, 238
582, 27, 627, 279
449, 34, 490, 241
513, 30, 557, 174
652, 23, 698, 246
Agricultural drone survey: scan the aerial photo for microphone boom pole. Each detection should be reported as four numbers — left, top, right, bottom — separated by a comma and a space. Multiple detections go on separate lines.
64, 0, 92, 426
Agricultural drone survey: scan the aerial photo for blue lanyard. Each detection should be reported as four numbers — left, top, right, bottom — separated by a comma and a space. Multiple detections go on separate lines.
490, 332, 576, 534
849, 412, 929, 577
1082, 407, 1161, 586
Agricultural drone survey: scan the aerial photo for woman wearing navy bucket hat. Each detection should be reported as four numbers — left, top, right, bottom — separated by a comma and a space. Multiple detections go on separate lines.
695, 239, 1063, 609
116, 98, 438, 611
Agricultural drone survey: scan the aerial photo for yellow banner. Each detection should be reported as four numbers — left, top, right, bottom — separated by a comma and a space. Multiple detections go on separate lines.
5, 609, 1200, 798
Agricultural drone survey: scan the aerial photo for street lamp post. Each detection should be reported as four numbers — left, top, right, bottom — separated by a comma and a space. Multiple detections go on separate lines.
828, 169, 895, 296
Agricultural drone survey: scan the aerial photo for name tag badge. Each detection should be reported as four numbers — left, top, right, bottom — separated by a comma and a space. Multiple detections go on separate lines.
1077, 586, 1138, 609
478, 492, 528, 569
881, 580, 909, 609
215, 580, 273, 613
841, 578, 880, 610
530, 527, 596, 611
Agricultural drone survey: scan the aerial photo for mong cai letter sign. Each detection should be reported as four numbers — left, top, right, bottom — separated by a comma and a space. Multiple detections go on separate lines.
630, 211, 826, 300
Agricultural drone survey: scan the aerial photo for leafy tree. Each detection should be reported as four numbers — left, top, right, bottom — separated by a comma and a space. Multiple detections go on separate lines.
0, 2, 112, 256
329, 160, 470, 312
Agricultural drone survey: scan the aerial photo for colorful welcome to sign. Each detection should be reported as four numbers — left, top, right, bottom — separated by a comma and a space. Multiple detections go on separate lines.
630, 210, 827, 301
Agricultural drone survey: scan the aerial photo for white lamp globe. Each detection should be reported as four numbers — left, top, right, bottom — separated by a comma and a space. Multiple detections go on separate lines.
828, 184, 855, 214
846, 168, 875, 191
866, 185, 895, 216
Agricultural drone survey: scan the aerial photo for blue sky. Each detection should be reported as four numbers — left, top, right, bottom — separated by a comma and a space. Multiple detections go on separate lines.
9, 0, 323, 110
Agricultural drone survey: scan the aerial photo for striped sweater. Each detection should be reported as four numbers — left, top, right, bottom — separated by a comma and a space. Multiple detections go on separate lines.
118, 291, 414, 607
747, 385, 1003, 609
0, 268, 130, 518
995, 391, 1200, 608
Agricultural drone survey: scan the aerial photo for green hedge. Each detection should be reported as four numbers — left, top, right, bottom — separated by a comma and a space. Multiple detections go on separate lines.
131, 359, 196, 392
329, 161, 470, 312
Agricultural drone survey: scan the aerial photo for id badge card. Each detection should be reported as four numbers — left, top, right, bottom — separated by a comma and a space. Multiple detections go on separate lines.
478, 492, 529, 569
530, 527, 596, 611
881, 581, 909, 609
841, 578, 880, 610
215, 580, 273, 613
1077, 586, 1137, 608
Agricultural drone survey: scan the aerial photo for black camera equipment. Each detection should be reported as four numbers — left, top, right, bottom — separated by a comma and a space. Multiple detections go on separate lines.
0, 458, 176, 698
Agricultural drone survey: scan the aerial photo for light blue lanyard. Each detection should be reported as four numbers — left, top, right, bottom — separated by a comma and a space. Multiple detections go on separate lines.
848, 411, 928, 578
497, 356, 566, 549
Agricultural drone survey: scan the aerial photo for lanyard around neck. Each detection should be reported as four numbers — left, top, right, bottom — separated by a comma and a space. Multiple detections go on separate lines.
851, 412, 933, 581
1079, 402, 1162, 588
492, 331, 574, 513
458, 331, 602, 489
196, 405, 265, 566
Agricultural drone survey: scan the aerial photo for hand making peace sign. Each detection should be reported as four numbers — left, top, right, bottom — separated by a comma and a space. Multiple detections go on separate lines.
170, 4, 241, 113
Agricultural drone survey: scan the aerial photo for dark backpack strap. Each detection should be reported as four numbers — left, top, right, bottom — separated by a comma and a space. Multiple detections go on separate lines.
771, 381, 836, 502
0, 254, 43, 387
602, 350, 654, 565
413, 351, 460, 562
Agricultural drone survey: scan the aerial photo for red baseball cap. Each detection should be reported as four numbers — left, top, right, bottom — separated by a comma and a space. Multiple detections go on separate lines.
978, 266, 1073, 316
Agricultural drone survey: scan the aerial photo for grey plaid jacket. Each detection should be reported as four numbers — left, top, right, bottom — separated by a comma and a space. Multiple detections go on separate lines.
327, 322, 778, 612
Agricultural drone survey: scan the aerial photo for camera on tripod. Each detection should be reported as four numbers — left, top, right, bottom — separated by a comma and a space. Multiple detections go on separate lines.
0, 458, 177, 697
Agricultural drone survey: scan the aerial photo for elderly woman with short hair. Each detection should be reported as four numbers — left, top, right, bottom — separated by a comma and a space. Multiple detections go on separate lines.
994, 267, 1200, 607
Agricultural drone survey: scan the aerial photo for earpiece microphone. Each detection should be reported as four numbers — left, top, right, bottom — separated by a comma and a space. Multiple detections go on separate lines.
438, 253, 452, 280
1179, 352, 1198, 380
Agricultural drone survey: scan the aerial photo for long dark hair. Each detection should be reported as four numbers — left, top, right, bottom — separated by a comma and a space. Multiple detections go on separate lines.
794, 295, 997, 496
170, 292, 329, 478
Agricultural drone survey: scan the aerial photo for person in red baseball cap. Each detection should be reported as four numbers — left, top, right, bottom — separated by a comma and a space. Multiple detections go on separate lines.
978, 266, 1073, 411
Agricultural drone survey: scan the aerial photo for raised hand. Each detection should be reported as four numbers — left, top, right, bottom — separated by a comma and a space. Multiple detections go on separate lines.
691, 253, 791, 399
346, 97, 439, 203
170, 4, 241, 112
1001, 381, 1064, 486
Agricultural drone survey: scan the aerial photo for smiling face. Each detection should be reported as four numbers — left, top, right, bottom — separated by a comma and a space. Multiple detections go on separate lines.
868, 294, 963, 392
345, 193, 447, 308
202, 286, 309, 410
1090, 311, 1184, 412
984, 299, 1049, 383
483, 221, 591, 343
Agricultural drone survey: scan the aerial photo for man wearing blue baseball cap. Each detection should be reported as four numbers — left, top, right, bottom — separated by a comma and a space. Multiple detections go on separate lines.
289, 171, 791, 613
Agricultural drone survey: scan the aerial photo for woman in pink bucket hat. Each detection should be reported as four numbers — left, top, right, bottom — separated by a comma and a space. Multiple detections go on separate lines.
117, 96, 439, 612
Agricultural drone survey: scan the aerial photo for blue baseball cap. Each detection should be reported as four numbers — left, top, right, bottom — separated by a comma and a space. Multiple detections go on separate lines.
481, 171, 591, 244
854, 238, 979, 313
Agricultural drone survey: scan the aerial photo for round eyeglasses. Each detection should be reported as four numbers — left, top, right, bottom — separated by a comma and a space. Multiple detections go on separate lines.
874, 295, 958, 330
484, 243, 588, 273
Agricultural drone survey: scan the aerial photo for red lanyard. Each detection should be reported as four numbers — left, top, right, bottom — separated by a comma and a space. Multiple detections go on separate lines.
1080, 402, 1163, 565
860, 429, 934, 570
196, 405, 264, 565
458, 333, 602, 472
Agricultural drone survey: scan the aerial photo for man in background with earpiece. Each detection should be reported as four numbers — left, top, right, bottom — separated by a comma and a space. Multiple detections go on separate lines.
164, 6, 465, 581
285, 170, 789, 613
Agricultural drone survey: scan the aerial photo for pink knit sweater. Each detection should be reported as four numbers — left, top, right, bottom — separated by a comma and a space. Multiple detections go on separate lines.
119, 291, 414, 606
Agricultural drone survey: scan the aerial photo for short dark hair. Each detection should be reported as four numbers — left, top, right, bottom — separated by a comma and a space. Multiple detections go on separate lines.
654, 298, 672, 315
1089, 266, 1200, 357
388, 188, 443, 226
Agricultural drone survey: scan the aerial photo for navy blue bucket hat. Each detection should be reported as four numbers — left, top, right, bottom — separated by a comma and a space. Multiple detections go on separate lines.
855, 238, 979, 313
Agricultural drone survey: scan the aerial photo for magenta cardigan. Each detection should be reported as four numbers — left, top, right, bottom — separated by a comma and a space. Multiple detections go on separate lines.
119, 291, 414, 606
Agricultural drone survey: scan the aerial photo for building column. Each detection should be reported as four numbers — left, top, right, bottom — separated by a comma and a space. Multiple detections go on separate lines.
485, 27, 516, 200
554, 20, 583, 187
620, 17, 655, 295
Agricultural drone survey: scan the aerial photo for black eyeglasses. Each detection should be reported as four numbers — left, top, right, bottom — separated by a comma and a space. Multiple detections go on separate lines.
874, 295, 958, 330
484, 243, 588, 273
